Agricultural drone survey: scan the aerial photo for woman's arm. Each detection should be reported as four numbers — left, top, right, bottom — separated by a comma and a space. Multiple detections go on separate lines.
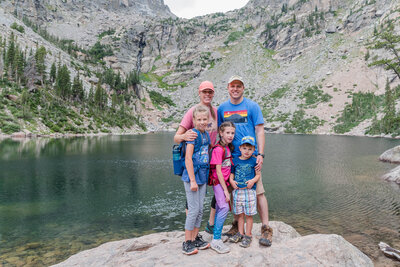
174, 126, 197, 143
185, 144, 198, 191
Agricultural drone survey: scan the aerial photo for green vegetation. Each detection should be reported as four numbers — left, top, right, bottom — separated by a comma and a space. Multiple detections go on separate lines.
302, 86, 332, 106
140, 72, 186, 91
270, 85, 290, 98
149, 91, 175, 108
10, 22, 24, 33
224, 31, 245, 46
333, 92, 384, 134
98, 28, 116, 39
284, 110, 324, 134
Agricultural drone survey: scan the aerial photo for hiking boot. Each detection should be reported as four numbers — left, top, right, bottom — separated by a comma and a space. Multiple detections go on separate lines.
222, 220, 238, 238
259, 224, 273, 247
193, 234, 210, 250
211, 239, 230, 254
205, 221, 214, 234
240, 235, 252, 248
182, 240, 198, 255
228, 232, 243, 243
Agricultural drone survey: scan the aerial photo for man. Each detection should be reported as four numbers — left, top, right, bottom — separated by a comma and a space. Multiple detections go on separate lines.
218, 75, 273, 246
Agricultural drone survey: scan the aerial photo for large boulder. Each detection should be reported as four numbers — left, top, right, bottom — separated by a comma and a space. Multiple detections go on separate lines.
379, 146, 400, 163
382, 165, 400, 185
52, 222, 373, 267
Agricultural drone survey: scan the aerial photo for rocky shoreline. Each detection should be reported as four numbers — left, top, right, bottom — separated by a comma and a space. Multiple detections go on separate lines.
52, 222, 373, 267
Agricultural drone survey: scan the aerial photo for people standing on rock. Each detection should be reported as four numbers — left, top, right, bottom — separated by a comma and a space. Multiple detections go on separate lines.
217, 75, 273, 247
208, 122, 236, 254
174, 80, 218, 225
228, 136, 261, 248
181, 105, 211, 255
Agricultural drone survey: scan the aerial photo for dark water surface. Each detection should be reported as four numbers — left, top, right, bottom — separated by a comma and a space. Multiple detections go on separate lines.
0, 133, 399, 266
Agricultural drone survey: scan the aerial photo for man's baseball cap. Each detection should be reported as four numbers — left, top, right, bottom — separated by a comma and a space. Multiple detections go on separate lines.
198, 81, 215, 92
240, 136, 256, 147
228, 75, 244, 85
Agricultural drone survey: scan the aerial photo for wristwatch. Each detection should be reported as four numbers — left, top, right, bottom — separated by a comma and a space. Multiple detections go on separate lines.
258, 153, 265, 158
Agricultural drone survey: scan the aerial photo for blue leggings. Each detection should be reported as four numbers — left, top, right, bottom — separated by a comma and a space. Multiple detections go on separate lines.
213, 184, 229, 240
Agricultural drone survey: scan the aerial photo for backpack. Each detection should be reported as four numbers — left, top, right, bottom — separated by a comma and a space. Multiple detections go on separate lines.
172, 129, 210, 176
172, 141, 186, 176
207, 143, 233, 186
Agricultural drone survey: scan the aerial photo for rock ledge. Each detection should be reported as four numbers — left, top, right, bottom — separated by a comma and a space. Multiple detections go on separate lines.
52, 222, 372, 267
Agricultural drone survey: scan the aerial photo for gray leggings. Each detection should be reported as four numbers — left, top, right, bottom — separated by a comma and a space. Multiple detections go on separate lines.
184, 182, 207, 231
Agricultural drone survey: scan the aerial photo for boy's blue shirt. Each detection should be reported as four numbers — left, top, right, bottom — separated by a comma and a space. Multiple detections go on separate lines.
231, 156, 257, 190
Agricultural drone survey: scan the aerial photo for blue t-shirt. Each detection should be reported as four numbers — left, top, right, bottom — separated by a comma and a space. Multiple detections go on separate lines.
218, 98, 264, 157
181, 129, 210, 185
232, 156, 257, 190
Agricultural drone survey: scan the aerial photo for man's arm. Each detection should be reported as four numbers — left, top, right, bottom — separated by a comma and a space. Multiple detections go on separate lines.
255, 124, 265, 171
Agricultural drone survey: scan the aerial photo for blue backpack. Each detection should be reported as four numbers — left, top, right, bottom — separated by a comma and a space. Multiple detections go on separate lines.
172, 129, 210, 176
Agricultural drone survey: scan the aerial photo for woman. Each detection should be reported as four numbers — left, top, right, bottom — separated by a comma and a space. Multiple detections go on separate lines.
174, 81, 218, 145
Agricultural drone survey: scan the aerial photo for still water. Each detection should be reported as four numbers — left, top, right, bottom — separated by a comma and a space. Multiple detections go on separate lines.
0, 133, 399, 266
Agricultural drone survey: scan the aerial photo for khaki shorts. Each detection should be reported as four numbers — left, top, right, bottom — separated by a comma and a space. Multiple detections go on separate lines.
256, 174, 265, 195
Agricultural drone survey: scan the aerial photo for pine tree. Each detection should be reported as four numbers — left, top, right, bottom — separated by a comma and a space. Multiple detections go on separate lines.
56, 64, 71, 98
94, 82, 107, 109
369, 20, 400, 80
383, 80, 395, 133
35, 46, 46, 85
72, 73, 84, 102
50, 62, 57, 83
5, 32, 15, 75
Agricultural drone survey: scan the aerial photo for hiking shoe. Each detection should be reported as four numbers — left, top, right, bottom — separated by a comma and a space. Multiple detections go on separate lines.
211, 239, 230, 254
259, 224, 273, 247
182, 240, 198, 255
205, 221, 214, 234
228, 232, 243, 243
222, 220, 238, 238
240, 235, 252, 248
194, 234, 210, 250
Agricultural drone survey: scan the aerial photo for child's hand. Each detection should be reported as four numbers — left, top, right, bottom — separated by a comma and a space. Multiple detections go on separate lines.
231, 180, 238, 189
224, 189, 230, 202
190, 181, 198, 191
246, 179, 256, 189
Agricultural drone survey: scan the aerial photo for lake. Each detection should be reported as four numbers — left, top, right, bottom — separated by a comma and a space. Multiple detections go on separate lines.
0, 133, 399, 266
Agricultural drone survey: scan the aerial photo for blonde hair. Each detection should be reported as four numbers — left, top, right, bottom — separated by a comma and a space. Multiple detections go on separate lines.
193, 105, 210, 120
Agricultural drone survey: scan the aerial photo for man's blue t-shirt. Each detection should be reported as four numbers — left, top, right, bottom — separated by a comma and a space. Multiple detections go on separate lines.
232, 156, 257, 190
181, 129, 210, 185
217, 98, 264, 157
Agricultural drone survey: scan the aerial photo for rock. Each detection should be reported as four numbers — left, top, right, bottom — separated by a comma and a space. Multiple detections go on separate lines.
375, 10, 384, 17
52, 222, 372, 267
379, 146, 400, 163
381, 165, 400, 184
378, 242, 400, 261
326, 25, 337, 33
11, 132, 26, 138
5, 94, 18, 101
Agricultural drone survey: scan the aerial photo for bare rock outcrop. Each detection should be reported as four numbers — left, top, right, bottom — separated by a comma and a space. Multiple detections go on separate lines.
52, 222, 373, 267
379, 146, 400, 163
382, 165, 400, 185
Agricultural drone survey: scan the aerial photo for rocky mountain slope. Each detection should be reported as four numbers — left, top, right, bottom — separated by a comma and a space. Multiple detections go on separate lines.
0, 0, 399, 136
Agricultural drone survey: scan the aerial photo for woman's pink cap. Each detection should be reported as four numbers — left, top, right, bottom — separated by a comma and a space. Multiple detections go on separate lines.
198, 81, 215, 92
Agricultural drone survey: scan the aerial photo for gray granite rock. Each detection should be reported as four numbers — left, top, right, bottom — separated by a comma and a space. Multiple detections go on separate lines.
379, 146, 400, 163
52, 222, 373, 267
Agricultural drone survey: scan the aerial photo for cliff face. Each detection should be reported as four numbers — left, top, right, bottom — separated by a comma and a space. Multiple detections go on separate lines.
0, 0, 399, 134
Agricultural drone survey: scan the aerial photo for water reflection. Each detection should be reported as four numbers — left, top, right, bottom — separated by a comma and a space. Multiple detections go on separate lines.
0, 133, 399, 266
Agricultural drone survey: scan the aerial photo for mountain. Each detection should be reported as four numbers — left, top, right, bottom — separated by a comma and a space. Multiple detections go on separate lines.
0, 0, 399, 136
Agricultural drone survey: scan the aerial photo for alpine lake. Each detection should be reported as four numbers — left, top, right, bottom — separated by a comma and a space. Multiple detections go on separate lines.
0, 133, 399, 266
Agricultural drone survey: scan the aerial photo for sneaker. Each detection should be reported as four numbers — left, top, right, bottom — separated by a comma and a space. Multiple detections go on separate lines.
211, 239, 230, 254
205, 221, 214, 234
259, 224, 273, 247
193, 234, 210, 250
228, 232, 243, 243
222, 220, 238, 238
240, 235, 252, 248
182, 240, 198, 255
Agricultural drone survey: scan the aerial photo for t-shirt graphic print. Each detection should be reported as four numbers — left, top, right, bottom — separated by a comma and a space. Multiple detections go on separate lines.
223, 110, 248, 124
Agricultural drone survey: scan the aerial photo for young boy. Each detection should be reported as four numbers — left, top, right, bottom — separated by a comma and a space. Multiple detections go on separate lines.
228, 136, 261, 248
